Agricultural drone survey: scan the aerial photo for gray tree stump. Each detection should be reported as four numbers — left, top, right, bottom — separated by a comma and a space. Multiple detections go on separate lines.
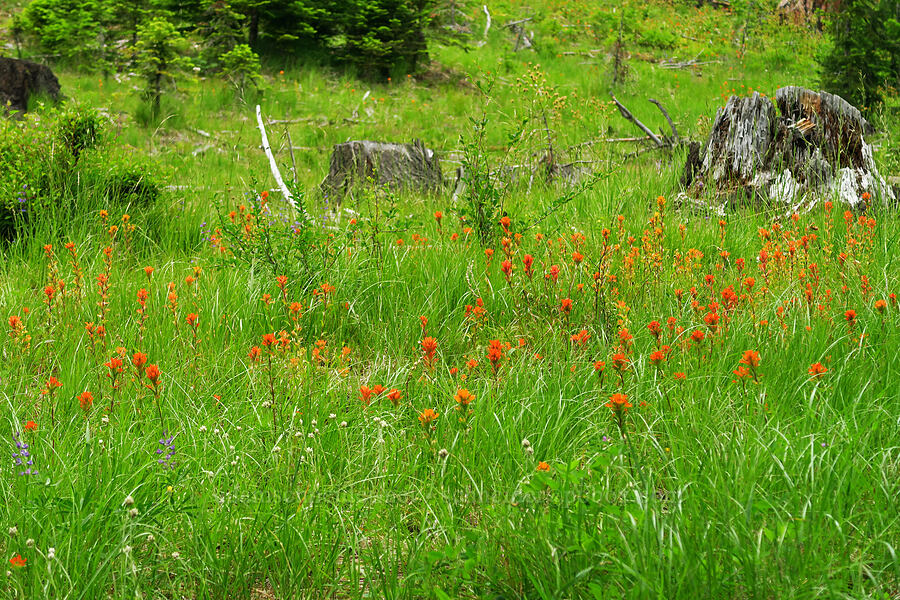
321, 139, 443, 202
682, 86, 895, 209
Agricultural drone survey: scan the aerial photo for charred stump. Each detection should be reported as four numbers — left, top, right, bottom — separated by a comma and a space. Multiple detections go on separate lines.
0, 57, 61, 116
321, 139, 443, 202
683, 86, 895, 209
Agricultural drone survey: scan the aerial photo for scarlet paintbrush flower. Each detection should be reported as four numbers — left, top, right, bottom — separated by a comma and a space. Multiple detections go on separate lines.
739, 350, 760, 369
9, 554, 26, 568
522, 254, 534, 277
132, 352, 148, 369
560, 298, 573, 315
360, 386, 374, 405
78, 391, 93, 412
547, 265, 560, 283
570, 329, 590, 345
144, 266, 154, 280
421, 336, 437, 362
466, 358, 479, 370
105, 357, 124, 376
500, 260, 513, 281
808, 362, 828, 378
605, 393, 632, 413
276, 275, 288, 289
572, 251, 584, 264
690, 330, 706, 344
536, 461, 551, 472
434, 211, 442, 223
454, 388, 474, 408
24, 420, 37, 432
145, 364, 160, 385
372, 384, 385, 396
704, 312, 720, 330
487, 340, 504, 372
844, 309, 856, 324
647, 320, 662, 339
387, 388, 402, 406
186, 313, 199, 328
247, 346, 261, 362
261, 333, 276, 348
649, 350, 666, 367
611, 352, 629, 372
418, 408, 439, 427
419, 315, 428, 330
874, 300, 886, 314
499, 216, 511, 231
137, 288, 149, 304
732, 366, 751, 382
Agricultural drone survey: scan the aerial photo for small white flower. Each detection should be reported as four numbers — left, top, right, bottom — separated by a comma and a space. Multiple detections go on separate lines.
124, 495, 135, 507
171, 551, 180, 559
307, 432, 314, 439
272, 446, 281, 453
522, 438, 531, 448
294, 431, 302, 438
98, 438, 105, 445
47, 548, 55, 560
311, 419, 317, 427
198, 425, 207, 433
25, 538, 34, 548
438, 448, 449, 459
122, 545, 132, 554
525, 446, 534, 455
235, 426, 242, 431
314, 428, 319, 435
230, 460, 237, 466
328, 413, 336, 419
262, 401, 271, 408
7, 526, 17, 537
340, 421, 348, 428
229, 445, 235, 451
305, 447, 313, 453
213, 428, 220, 435
128, 508, 139, 518
101, 416, 109, 424
147, 534, 155, 543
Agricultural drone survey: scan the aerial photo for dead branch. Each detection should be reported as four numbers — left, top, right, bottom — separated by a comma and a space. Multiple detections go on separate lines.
256, 104, 306, 219
648, 98, 679, 143
610, 94, 665, 148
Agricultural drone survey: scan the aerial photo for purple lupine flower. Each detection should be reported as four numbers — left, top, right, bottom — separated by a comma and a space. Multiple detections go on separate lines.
156, 431, 176, 469
12, 433, 37, 477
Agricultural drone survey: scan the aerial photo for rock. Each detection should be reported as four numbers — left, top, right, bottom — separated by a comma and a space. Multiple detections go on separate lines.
683, 86, 895, 209
0, 57, 61, 116
321, 139, 442, 202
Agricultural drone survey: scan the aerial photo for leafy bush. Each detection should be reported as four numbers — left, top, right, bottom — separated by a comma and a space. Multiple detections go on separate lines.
0, 105, 161, 240
220, 43, 263, 98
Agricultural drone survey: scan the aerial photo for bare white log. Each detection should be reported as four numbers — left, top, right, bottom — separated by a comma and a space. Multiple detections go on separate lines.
256, 104, 304, 217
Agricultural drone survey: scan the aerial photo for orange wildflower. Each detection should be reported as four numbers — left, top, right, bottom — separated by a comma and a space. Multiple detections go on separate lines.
418, 408, 439, 427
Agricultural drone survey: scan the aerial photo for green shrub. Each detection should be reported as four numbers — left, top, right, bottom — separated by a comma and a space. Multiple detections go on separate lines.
0, 105, 162, 240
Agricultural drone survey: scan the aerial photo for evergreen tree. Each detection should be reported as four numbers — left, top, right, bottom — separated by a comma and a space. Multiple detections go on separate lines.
819, 0, 900, 110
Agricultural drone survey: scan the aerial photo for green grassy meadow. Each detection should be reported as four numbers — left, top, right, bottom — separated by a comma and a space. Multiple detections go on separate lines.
1, 0, 900, 598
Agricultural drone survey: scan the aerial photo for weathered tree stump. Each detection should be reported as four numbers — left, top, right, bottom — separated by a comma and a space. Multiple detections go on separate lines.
321, 139, 442, 202
682, 86, 895, 209
0, 57, 61, 116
